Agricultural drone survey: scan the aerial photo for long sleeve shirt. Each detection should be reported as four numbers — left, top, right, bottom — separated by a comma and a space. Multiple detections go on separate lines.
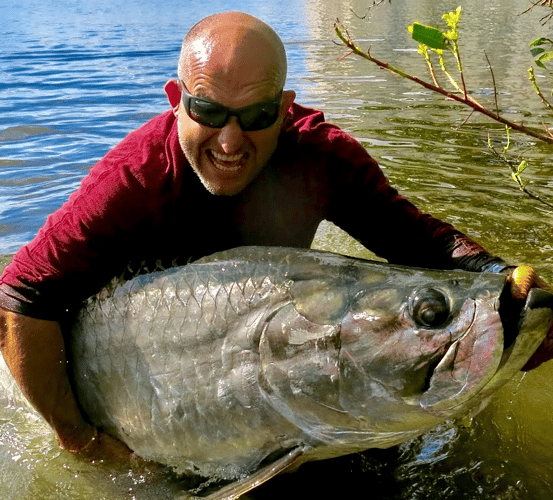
0, 103, 507, 321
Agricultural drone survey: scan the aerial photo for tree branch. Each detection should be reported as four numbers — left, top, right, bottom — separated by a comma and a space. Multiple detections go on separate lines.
334, 20, 553, 144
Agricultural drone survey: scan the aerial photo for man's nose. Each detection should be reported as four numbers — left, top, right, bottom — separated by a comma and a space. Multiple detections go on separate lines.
218, 117, 245, 152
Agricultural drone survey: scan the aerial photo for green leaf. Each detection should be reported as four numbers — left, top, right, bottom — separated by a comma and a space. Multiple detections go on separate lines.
537, 51, 553, 68
529, 37, 553, 68
530, 37, 553, 47
411, 23, 448, 50
530, 38, 547, 47
444, 29, 458, 42
517, 160, 528, 175
539, 52, 553, 63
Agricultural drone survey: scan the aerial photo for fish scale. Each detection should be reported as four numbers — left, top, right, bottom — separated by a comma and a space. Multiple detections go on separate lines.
71, 256, 298, 475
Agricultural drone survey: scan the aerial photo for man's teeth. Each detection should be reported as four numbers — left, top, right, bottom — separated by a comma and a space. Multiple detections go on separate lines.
212, 151, 243, 162
211, 151, 245, 172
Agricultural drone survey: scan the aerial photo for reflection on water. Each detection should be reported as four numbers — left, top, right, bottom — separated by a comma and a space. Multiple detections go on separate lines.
2, 0, 553, 498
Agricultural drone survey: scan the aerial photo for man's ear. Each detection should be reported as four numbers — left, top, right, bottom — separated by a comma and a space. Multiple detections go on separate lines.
164, 79, 182, 115
280, 90, 296, 116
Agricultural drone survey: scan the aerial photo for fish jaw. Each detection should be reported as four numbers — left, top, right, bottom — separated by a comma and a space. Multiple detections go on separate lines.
258, 277, 490, 446
335, 297, 476, 419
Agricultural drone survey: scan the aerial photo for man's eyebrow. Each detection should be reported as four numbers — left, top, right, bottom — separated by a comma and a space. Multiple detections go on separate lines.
182, 85, 216, 102
194, 92, 215, 101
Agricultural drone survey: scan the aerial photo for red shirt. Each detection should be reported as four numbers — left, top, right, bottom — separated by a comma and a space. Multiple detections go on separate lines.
0, 103, 504, 320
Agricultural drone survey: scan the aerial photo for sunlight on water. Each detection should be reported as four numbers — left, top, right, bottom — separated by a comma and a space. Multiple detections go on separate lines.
2, 0, 553, 498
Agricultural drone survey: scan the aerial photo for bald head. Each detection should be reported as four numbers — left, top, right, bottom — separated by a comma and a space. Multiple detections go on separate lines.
178, 12, 287, 95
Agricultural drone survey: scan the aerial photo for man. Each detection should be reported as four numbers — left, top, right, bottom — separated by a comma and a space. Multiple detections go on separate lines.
0, 12, 549, 461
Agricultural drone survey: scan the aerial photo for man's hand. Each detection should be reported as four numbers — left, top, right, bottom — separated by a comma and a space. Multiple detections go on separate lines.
507, 266, 553, 371
508, 265, 551, 301
72, 429, 161, 477
0, 309, 138, 464
59, 425, 133, 461
72, 429, 136, 462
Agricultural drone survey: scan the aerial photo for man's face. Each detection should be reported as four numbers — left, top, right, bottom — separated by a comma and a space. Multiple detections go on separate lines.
174, 57, 294, 196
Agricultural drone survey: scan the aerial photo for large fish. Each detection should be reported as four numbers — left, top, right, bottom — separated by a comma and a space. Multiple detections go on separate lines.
3, 247, 553, 499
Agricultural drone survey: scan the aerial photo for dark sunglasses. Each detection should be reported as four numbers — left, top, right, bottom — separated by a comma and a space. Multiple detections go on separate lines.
179, 80, 283, 131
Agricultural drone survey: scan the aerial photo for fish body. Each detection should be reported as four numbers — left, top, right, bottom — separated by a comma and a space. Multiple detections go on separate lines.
48, 247, 553, 494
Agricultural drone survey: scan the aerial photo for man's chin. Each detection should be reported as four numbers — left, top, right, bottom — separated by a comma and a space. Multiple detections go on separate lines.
196, 171, 249, 197
195, 160, 261, 196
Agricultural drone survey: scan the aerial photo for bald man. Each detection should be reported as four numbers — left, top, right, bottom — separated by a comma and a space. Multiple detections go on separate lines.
0, 12, 549, 460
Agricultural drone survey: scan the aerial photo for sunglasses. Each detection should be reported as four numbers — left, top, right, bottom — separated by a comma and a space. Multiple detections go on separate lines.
179, 81, 283, 132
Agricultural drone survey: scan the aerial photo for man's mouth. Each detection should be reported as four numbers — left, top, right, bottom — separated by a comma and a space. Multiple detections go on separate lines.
209, 150, 246, 172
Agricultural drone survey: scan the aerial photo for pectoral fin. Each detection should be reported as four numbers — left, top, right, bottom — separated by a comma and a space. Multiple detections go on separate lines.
181, 445, 310, 500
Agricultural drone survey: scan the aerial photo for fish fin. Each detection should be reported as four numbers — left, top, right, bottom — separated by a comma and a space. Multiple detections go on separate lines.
186, 445, 310, 500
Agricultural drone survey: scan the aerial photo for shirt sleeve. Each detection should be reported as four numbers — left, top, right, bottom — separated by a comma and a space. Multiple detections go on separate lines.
0, 111, 181, 320
292, 109, 509, 272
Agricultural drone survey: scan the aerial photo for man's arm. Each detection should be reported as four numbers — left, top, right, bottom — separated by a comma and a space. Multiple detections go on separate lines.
0, 111, 182, 459
0, 308, 96, 449
0, 308, 132, 458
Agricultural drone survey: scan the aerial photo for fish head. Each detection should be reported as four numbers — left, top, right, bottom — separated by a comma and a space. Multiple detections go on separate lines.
259, 261, 553, 448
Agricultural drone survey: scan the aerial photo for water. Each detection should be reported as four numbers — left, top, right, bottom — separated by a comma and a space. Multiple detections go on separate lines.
2, 0, 553, 498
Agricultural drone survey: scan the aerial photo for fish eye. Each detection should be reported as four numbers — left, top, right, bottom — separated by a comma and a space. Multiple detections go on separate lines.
410, 288, 450, 328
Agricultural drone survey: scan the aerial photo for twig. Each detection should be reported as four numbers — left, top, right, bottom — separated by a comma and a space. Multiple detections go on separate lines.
451, 39, 468, 99
518, 184, 553, 207
351, 0, 390, 20
456, 109, 476, 129
528, 67, 553, 110
438, 52, 465, 95
520, 0, 553, 24
334, 20, 553, 144
487, 132, 553, 209
484, 51, 500, 117
422, 50, 441, 88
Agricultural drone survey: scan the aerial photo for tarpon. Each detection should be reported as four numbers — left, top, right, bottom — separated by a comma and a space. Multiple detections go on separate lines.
3, 246, 553, 499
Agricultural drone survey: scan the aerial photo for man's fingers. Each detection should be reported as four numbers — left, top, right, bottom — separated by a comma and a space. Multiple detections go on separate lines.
73, 429, 133, 461
508, 265, 551, 301
507, 265, 553, 371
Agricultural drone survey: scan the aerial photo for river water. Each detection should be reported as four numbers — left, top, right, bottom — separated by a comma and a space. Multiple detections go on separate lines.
2, 0, 553, 498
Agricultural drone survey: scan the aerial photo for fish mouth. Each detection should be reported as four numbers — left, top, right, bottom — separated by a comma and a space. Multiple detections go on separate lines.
494, 286, 553, 371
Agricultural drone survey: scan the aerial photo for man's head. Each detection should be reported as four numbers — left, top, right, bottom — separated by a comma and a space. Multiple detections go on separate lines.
170, 12, 296, 196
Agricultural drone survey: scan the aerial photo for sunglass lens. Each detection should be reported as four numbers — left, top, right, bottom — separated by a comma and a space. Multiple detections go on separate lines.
240, 103, 280, 131
189, 99, 228, 128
